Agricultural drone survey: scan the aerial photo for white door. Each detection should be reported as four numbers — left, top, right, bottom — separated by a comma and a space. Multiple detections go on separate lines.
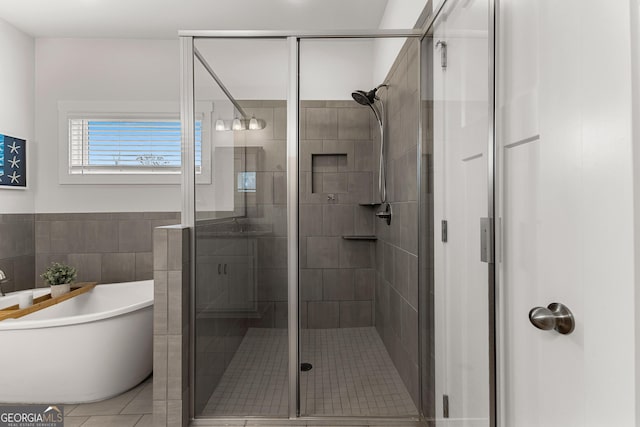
498, 1, 636, 426
432, 0, 492, 425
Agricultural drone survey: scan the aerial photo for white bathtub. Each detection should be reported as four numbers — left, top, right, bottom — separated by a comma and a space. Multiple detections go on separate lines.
0, 280, 153, 403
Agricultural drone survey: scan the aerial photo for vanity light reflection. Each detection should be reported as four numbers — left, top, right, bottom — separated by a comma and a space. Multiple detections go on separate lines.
214, 117, 266, 132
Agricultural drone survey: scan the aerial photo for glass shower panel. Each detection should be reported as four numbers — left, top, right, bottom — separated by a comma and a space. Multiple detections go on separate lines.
426, 0, 492, 425
298, 37, 420, 418
192, 38, 289, 418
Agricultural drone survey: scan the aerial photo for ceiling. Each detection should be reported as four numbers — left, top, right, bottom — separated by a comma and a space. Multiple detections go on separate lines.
0, 0, 390, 39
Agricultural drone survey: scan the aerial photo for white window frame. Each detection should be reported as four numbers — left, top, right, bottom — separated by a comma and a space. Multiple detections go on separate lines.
58, 101, 212, 185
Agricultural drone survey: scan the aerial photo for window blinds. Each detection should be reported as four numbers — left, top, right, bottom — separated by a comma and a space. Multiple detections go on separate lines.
69, 119, 202, 174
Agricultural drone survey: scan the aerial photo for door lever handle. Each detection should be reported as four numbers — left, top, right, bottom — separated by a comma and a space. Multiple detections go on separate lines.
529, 302, 575, 335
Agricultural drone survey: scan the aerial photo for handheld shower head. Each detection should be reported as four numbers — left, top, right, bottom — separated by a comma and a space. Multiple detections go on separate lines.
351, 88, 378, 106
351, 84, 389, 205
353, 86, 386, 125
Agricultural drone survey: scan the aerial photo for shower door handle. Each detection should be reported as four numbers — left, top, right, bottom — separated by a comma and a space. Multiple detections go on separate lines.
529, 302, 575, 335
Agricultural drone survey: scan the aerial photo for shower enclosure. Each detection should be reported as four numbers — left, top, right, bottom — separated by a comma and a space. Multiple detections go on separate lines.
173, 0, 640, 425
179, 1, 496, 424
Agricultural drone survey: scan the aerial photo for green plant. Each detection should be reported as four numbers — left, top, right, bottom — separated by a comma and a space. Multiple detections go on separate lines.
40, 262, 77, 286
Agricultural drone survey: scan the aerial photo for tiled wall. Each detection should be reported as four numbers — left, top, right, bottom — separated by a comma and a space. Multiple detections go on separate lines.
0, 214, 35, 292
374, 38, 421, 407
241, 102, 289, 328
34, 212, 180, 285
153, 225, 190, 427
299, 100, 377, 328
195, 100, 377, 330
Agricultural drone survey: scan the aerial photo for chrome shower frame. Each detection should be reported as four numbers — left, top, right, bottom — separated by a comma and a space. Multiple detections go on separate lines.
180, 28, 425, 427
179, 7, 498, 424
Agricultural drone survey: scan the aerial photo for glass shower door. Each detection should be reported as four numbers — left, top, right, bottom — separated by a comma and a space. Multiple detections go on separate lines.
297, 37, 420, 419
192, 38, 290, 418
426, 0, 493, 425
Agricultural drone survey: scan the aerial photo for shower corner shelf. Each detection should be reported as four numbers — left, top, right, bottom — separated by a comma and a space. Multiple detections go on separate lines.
342, 235, 378, 241
358, 202, 381, 207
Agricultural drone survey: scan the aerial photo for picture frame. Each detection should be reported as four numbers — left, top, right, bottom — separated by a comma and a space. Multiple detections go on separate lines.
0, 134, 27, 189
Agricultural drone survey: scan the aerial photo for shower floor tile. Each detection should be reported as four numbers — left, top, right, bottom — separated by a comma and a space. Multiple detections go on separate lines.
203, 328, 289, 416
202, 327, 418, 418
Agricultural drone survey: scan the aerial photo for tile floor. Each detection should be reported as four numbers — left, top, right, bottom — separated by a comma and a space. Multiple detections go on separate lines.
203, 327, 418, 418
59, 328, 419, 426
300, 328, 418, 417
62, 375, 152, 427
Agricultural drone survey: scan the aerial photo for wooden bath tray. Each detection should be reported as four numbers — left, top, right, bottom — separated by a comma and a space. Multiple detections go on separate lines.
0, 282, 98, 322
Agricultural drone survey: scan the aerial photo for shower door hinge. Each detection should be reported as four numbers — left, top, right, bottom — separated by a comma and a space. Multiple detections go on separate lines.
441, 220, 448, 242
443, 394, 449, 418
436, 40, 447, 70
480, 217, 494, 263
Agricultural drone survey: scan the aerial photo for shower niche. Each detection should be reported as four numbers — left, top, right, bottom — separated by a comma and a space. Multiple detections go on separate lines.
310, 153, 349, 195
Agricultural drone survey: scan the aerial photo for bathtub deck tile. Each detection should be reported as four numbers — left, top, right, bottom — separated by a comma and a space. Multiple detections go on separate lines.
80, 414, 142, 427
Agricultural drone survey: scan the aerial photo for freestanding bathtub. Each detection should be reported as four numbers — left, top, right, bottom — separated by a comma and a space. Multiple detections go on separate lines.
0, 280, 153, 403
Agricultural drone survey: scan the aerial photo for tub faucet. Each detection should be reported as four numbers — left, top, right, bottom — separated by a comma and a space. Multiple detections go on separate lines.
0, 269, 7, 296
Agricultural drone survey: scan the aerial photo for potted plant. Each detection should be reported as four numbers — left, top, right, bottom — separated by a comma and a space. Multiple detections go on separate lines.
41, 262, 77, 298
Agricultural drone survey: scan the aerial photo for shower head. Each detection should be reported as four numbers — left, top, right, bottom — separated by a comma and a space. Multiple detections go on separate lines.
352, 84, 388, 205
353, 86, 385, 126
351, 88, 378, 106
351, 84, 388, 106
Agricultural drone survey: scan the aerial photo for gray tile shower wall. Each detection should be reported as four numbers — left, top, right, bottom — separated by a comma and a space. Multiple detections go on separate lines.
34, 212, 180, 285
198, 100, 376, 330
228, 100, 289, 329
0, 214, 35, 292
299, 100, 377, 329
374, 38, 421, 408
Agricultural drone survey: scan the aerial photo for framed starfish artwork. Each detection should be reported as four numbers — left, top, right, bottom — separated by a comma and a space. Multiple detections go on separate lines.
0, 134, 26, 188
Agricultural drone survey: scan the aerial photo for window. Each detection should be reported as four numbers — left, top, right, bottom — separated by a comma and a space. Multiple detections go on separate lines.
69, 119, 202, 174
237, 171, 256, 192
58, 101, 212, 185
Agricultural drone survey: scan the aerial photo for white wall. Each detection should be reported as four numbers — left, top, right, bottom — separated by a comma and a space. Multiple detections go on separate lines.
300, 39, 375, 100
195, 2, 430, 100
632, 0, 640, 421
34, 38, 182, 213
0, 18, 34, 214
195, 38, 374, 101
32, 0, 428, 215
34, 37, 377, 213
373, 0, 427, 84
